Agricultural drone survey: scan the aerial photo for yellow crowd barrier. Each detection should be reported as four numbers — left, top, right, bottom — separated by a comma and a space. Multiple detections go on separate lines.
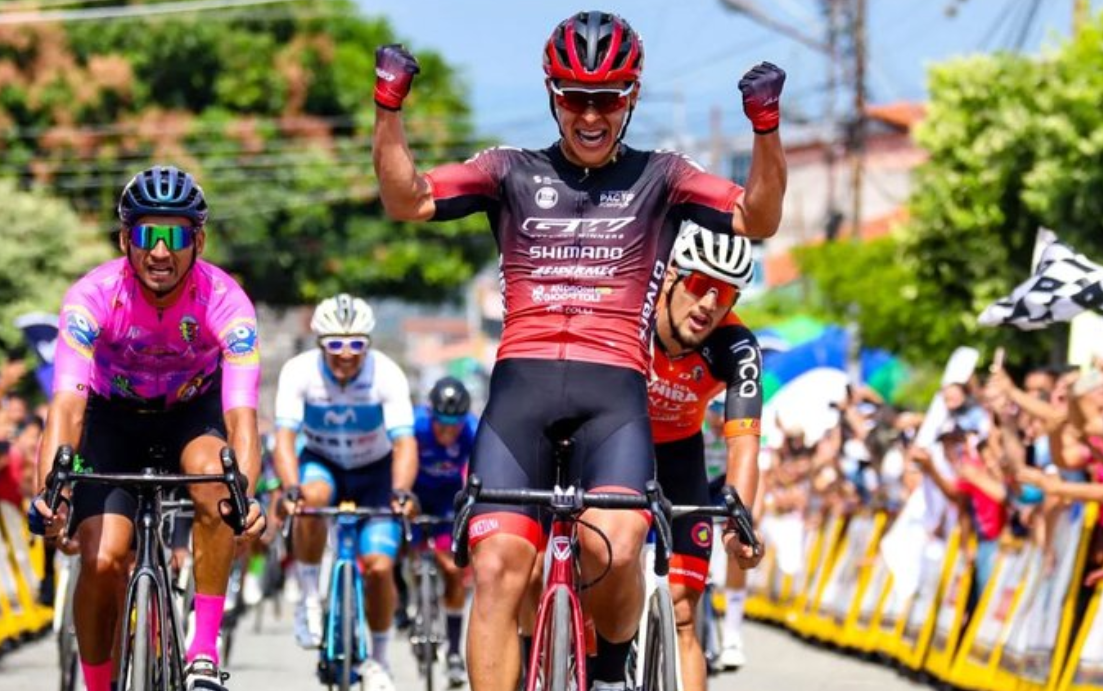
744, 501, 1100, 691
0, 500, 52, 649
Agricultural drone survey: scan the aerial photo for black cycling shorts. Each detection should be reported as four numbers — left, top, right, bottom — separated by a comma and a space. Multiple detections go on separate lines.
655, 432, 714, 592
468, 358, 654, 548
69, 389, 226, 531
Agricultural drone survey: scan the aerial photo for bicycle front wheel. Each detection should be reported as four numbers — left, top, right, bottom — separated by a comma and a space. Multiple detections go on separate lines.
641, 587, 677, 691
546, 588, 574, 691
130, 576, 158, 691
339, 561, 354, 691
416, 563, 437, 691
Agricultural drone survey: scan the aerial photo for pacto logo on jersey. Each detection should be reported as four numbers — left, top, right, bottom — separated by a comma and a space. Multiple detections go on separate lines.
522, 217, 635, 239
599, 191, 636, 208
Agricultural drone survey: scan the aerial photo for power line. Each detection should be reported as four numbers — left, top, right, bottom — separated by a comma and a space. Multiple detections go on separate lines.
1013, 0, 1044, 52
7, 0, 120, 10
0, 0, 307, 25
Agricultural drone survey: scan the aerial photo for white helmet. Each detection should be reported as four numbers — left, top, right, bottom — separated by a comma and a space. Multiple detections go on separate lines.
310, 293, 375, 337
671, 222, 755, 289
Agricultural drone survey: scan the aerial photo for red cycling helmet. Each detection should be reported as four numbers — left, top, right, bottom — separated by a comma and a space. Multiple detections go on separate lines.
543, 11, 644, 84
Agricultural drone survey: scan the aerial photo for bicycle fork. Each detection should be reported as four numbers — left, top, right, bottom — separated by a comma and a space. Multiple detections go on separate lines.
526, 521, 588, 691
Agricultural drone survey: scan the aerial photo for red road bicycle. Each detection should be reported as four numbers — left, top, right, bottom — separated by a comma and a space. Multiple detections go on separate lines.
452, 471, 758, 691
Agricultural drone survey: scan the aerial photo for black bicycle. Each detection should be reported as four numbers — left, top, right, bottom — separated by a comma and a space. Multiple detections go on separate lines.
406, 514, 453, 691
43, 444, 251, 691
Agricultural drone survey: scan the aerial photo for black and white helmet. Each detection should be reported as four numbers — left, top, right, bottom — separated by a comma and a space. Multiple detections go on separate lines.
671, 222, 755, 289
310, 294, 375, 336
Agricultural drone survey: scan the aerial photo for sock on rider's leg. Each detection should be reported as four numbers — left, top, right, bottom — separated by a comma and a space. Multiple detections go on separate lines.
723, 588, 746, 642
372, 630, 392, 668
81, 659, 113, 691
591, 634, 634, 685
296, 562, 321, 600
186, 593, 227, 664
445, 607, 464, 655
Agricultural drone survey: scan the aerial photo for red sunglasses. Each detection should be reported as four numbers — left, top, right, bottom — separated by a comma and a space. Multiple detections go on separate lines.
549, 82, 635, 115
678, 270, 740, 307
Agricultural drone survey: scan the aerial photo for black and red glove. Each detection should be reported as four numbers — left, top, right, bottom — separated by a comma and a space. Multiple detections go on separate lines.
738, 61, 786, 134
374, 44, 421, 111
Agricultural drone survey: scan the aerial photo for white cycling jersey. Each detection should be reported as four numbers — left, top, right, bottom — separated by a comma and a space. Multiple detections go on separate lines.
274, 349, 414, 470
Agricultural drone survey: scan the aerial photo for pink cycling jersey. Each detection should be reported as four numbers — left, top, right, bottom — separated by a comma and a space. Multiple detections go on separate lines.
54, 257, 260, 411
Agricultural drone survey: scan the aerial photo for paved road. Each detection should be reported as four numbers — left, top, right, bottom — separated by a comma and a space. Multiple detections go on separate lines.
0, 606, 927, 690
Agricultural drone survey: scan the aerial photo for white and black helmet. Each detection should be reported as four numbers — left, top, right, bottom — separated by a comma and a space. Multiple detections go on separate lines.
671, 222, 755, 289
310, 294, 375, 337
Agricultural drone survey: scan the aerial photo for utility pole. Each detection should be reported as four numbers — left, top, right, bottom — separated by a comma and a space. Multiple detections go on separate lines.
708, 105, 725, 174
847, 0, 866, 240
824, 0, 843, 241
1074, 0, 1090, 35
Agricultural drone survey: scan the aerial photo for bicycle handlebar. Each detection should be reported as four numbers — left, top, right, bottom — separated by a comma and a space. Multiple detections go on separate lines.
43, 444, 253, 535
451, 475, 761, 568
451, 475, 679, 571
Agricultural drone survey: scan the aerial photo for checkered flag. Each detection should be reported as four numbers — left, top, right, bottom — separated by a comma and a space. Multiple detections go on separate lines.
978, 229, 1103, 330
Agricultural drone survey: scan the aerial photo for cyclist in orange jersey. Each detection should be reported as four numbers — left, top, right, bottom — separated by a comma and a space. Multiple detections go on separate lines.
648, 222, 764, 690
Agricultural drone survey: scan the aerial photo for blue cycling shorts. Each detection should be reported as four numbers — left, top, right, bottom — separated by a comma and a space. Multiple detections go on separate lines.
300, 449, 401, 560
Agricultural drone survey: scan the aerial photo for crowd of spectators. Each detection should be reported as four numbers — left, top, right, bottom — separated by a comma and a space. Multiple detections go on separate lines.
744, 353, 1103, 620
0, 359, 46, 512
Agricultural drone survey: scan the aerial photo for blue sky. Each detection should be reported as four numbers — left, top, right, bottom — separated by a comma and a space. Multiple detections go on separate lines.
356, 1, 1096, 148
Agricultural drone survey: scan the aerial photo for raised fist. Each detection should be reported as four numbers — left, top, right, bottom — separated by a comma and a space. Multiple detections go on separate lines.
375, 44, 421, 111
738, 62, 786, 134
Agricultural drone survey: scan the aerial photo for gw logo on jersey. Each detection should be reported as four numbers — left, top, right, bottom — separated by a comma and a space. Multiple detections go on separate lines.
522, 217, 635, 236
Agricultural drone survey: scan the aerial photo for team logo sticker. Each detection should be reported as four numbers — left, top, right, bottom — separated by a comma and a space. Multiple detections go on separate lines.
692, 365, 704, 382
61, 304, 100, 358
220, 318, 259, 364
691, 521, 712, 549
534, 186, 558, 209
179, 315, 198, 343
176, 373, 207, 402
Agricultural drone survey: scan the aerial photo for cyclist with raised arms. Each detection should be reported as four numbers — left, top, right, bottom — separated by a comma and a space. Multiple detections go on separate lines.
30, 165, 267, 691
647, 223, 764, 690
372, 11, 786, 691
410, 376, 478, 687
273, 294, 416, 690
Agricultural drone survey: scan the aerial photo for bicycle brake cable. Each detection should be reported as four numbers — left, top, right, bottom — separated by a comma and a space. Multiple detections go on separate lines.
576, 518, 614, 591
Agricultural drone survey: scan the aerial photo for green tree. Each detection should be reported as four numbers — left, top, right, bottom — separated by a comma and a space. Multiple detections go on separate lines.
0, 179, 112, 349
793, 13, 1103, 370
0, 0, 493, 304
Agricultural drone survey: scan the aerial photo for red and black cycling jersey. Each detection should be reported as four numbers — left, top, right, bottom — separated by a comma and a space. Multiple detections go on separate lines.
649, 312, 763, 444
425, 144, 744, 375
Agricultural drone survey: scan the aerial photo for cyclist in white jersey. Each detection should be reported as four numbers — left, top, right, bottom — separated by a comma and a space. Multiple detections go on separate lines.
273, 294, 416, 687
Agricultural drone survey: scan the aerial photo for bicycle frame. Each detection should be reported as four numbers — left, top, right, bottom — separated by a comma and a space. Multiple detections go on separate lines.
43, 445, 251, 691
292, 504, 399, 688
406, 514, 453, 691
452, 476, 760, 691
527, 514, 589, 691
117, 483, 189, 687
324, 513, 369, 671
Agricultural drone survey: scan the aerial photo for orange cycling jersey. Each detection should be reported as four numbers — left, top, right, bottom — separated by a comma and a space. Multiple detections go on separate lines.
648, 312, 763, 444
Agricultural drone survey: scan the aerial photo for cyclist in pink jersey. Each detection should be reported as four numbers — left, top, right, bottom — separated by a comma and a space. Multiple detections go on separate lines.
31, 166, 266, 691
373, 11, 787, 691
